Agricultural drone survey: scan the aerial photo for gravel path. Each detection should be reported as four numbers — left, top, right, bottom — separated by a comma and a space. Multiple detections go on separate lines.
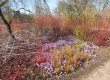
80, 47, 110, 80
81, 60, 110, 80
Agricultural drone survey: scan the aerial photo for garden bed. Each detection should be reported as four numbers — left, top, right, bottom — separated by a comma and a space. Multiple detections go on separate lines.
0, 34, 99, 80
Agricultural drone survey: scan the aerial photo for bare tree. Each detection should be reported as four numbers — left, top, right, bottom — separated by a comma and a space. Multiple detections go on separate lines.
55, 0, 90, 18
0, 0, 50, 41
35, 0, 51, 15
0, 0, 15, 41
0, 0, 33, 41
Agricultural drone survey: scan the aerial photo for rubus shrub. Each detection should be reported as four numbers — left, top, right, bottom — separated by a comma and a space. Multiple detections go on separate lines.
0, 47, 51, 80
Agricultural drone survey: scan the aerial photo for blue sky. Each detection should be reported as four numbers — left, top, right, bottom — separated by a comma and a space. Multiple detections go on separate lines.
47, 0, 58, 12
11, 0, 106, 14
28, 0, 58, 13
10, 0, 58, 14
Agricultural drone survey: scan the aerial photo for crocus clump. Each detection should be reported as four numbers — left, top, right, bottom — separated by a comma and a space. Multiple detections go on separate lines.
31, 36, 99, 78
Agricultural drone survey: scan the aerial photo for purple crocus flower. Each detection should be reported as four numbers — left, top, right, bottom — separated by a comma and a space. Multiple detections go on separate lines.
66, 36, 76, 44
56, 40, 66, 46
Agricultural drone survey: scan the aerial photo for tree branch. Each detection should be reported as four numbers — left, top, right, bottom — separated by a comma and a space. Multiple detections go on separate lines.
9, 8, 32, 25
0, 7, 15, 40
0, 0, 9, 7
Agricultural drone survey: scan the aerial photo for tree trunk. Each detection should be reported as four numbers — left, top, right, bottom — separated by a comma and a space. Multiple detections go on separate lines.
0, 8, 15, 41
